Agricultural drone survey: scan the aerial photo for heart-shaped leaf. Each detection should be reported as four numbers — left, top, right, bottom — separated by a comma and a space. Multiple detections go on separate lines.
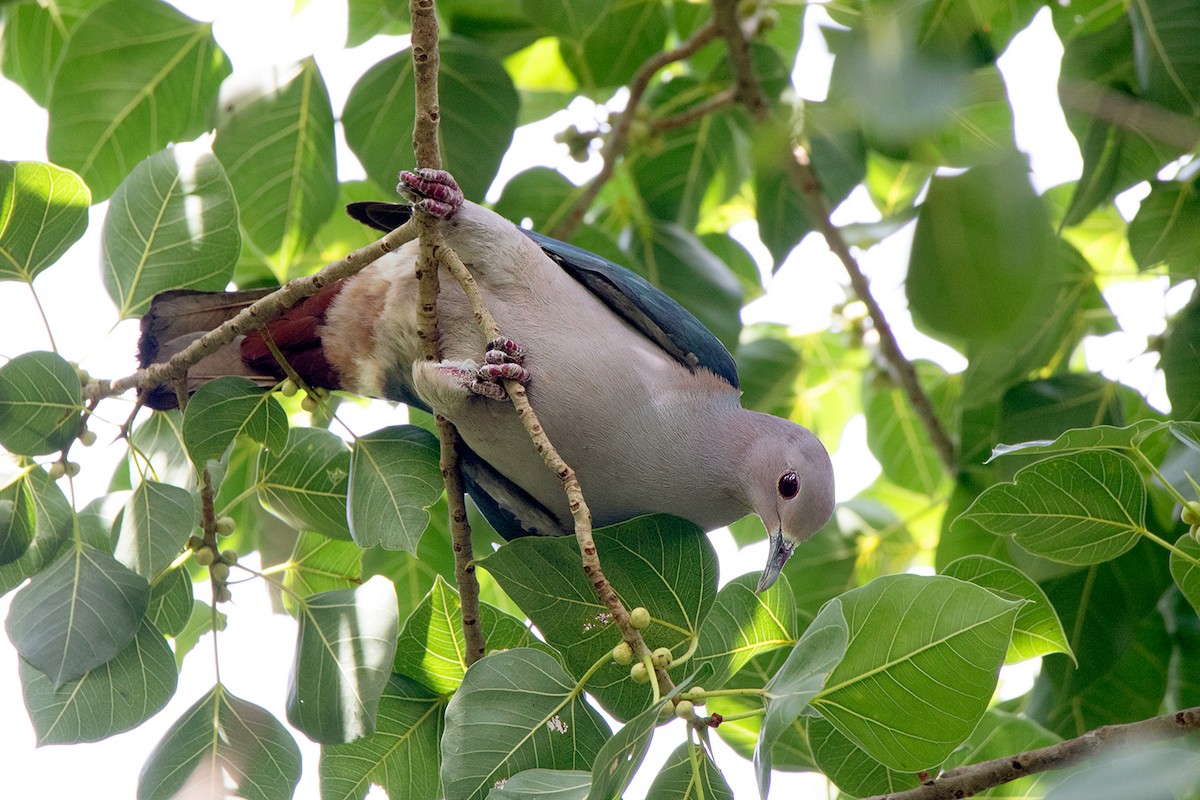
347, 424, 441, 552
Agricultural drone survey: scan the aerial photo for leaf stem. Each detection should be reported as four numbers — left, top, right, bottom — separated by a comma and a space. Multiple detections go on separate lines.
26, 282, 58, 352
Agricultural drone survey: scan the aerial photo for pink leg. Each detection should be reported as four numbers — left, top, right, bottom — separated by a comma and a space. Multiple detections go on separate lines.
397, 169, 464, 218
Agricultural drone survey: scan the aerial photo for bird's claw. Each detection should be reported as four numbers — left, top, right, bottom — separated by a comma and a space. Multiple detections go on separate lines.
484, 337, 525, 365
397, 168, 464, 218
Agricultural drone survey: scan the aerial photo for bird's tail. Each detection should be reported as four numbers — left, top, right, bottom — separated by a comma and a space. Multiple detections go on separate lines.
137, 284, 347, 410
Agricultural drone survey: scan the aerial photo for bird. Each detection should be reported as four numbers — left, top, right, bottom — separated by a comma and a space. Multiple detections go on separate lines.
137, 168, 835, 591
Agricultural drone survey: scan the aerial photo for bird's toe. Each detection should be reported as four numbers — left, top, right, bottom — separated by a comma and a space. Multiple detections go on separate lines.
396, 169, 464, 218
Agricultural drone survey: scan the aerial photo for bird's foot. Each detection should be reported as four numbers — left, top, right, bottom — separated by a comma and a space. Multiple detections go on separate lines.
478, 337, 530, 388
397, 169, 464, 218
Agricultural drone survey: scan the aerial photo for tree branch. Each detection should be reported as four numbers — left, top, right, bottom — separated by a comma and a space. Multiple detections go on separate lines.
1060, 77, 1200, 152
83, 222, 417, 404
711, 0, 957, 471
410, 0, 486, 666
548, 19, 721, 241
649, 87, 738, 134
865, 706, 1200, 800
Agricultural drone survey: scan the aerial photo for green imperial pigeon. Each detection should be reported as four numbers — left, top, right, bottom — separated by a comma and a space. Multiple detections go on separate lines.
138, 169, 835, 591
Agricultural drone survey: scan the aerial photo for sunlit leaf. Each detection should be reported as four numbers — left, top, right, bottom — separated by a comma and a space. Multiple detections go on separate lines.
0, 0, 104, 106
440, 648, 609, 800
808, 715, 921, 797
960, 450, 1147, 564
808, 574, 1021, 772
47, 0, 230, 200
287, 575, 400, 744
213, 58, 337, 281
0, 351, 82, 456
392, 575, 538, 696
942, 555, 1074, 664
281, 530, 362, 604
693, 572, 795, 689
318, 674, 443, 800
1170, 534, 1200, 616
0, 161, 90, 282
490, 770, 590, 799
0, 464, 73, 595
101, 140, 240, 319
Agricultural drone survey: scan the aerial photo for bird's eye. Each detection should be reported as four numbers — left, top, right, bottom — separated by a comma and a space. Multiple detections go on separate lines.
778, 470, 800, 499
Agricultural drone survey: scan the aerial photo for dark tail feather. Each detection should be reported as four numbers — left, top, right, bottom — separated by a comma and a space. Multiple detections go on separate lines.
138, 284, 347, 410
345, 201, 412, 233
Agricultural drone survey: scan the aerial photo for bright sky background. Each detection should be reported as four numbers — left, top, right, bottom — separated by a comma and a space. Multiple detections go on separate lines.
0, 1, 1191, 798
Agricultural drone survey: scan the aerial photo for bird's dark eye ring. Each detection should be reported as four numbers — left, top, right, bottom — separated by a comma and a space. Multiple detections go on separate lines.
778, 470, 800, 499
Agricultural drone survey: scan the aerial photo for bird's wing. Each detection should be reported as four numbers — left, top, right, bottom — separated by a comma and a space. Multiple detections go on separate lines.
345, 201, 740, 388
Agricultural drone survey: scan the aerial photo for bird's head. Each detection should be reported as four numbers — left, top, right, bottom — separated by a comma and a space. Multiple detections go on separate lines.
747, 420, 835, 592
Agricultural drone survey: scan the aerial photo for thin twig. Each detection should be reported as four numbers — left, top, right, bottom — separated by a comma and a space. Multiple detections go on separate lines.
711, 0, 957, 471
410, 0, 486, 665
866, 706, 1200, 800
548, 19, 721, 241
84, 222, 417, 404
650, 87, 738, 134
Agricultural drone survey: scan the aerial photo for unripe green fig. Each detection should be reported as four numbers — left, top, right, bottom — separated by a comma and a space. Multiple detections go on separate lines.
629, 607, 651, 629
194, 547, 216, 567
280, 378, 299, 397
631, 662, 649, 683
674, 700, 695, 719
651, 647, 672, 669
210, 561, 230, 582
216, 516, 236, 536
612, 641, 634, 665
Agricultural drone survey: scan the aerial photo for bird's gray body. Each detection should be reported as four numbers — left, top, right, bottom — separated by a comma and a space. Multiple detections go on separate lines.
324, 200, 761, 533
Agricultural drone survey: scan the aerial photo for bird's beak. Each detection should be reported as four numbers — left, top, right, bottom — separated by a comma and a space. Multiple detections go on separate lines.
757, 527, 795, 593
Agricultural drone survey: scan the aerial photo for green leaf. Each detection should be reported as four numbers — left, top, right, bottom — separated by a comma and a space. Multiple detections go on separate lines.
960, 450, 1148, 565
20, 617, 177, 745
862, 364, 954, 496
1163, 296, 1200, 420
392, 574, 538, 696
6, 543, 150, 687
287, 575, 399, 744
257, 426, 352, 539
753, 127, 813, 266
147, 566, 193, 636
343, 38, 518, 200
865, 152, 933, 217
988, 419, 1167, 462
480, 515, 719, 720
1170, 534, 1200, 615
46, 0, 230, 201
281, 529, 363, 604
0, 350, 83, 456
0, 464, 73, 595
526, 0, 669, 90
808, 715, 920, 797
588, 694, 672, 800
630, 220, 743, 350
490, 770, 591, 799
493, 166, 579, 231
138, 685, 301, 800
693, 572, 796, 689
1128, 179, 1200, 279
645, 742, 734, 800
115, 480, 196, 579
347, 424, 441, 552
630, 75, 743, 228
0, 486, 34, 568
940, 709, 1060, 798
182, 376, 288, 467
101, 140, 240, 319
319, 674, 443, 800
1031, 607, 1170, 737
0, 0, 104, 106
809, 574, 1022, 772
440, 648, 610, 800
213, 58, 337, 281
755, 598, 850, 797
908, 158, 1059, 341
942, 555, 1074, 664
1129, 0, 1200, 115
0, 160, 90, 282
